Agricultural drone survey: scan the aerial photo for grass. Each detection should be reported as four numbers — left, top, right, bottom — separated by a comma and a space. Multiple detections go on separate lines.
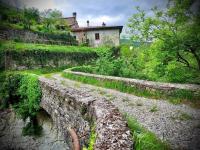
171, 112, 193, 121
0, 66, 69, 76
150, 105, 159, 112
83, 125, 96, 150
125, 115, 170, 150
0, 41, 108, 53
62, 72, 200, 107
179, 112, 193, 121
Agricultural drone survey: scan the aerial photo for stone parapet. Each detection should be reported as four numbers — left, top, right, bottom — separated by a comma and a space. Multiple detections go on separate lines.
39, 76, 133, 149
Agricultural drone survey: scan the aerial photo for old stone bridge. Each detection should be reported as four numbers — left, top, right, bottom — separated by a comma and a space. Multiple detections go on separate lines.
39, 76, 134, 150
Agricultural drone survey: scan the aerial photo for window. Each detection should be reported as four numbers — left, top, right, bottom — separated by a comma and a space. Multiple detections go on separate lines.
95, 33, 100, 40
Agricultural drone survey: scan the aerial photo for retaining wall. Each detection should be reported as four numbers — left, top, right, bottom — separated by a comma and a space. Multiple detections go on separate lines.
0, 27, 77, 45
0, 51, 97, 70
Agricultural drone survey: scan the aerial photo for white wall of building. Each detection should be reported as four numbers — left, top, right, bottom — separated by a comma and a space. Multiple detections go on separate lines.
86, 29, 120, 47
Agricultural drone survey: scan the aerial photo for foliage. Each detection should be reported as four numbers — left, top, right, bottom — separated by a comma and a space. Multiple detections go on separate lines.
14, 74, 41, 120
71, 65, 96, 74
0, 3, 70, 34
125, 114, 169, 150
72, 42, 200, 84
128, 0, 200, 71
0, 41, 100, 71
13, 73, 42, 136
0, 72, 22, 109
0, 71, 42, 136
83, 125, 96, 150
40, 9, 69, 33
0, 41, 105, 53
23, 8, 40, 30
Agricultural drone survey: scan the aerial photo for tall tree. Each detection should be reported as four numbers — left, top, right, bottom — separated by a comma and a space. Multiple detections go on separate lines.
40, 9, 62, 32
23, 7, 40, 30
128, 0, 200, 71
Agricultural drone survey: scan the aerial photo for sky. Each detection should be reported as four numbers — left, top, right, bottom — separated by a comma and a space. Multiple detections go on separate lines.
2, 0, 199, 37
2, 0, 168, 27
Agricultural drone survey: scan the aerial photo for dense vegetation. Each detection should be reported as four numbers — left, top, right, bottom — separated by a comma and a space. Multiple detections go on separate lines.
0, 41, 107, 52
0, 2, 69, 34
71, 44, 200, 84
0, 41, 105, 71
0, 2, 77, 45
0, 72, 42, 136
71, 0, 200, 84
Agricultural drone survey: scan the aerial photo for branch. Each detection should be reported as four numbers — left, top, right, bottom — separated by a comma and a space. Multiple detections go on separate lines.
177, 52, 198, 71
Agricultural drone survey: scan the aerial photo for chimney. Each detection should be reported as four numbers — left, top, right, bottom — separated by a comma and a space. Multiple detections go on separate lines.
102, 22, 106, 26
73, 12, 77, 19
87, 20, 89, 27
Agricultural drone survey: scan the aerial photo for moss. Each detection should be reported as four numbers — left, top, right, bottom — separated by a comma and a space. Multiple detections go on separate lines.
83, 125, 96, 150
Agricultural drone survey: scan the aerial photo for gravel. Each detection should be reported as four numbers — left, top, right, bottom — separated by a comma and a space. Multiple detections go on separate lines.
52, 74, 200, 150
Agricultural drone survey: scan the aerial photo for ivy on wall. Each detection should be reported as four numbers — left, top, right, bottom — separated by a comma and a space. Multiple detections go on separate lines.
0, 72, 42, 136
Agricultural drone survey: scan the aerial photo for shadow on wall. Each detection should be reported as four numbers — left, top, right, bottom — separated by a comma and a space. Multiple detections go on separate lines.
37, 108, 53, 127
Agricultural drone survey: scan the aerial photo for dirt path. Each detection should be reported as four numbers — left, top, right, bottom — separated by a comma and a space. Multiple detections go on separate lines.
49, 73, 200, 150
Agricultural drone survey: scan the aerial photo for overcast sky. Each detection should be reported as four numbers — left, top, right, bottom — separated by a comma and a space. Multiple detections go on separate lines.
3, 0, 168, 26
1, 0, 200, 36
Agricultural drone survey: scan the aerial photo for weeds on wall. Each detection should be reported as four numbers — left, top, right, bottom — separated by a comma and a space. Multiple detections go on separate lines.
62, 72, 200, 107
125, 114, 170, 150
0, 41, 100, 71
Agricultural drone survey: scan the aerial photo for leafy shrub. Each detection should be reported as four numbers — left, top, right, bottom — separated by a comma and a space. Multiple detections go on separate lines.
0, 72, 42, 136
14, 74, 41, 121
0, 72, 22, 109
74, 42, 200, 84
71, 65, 95, 73
13, 73, 42, 136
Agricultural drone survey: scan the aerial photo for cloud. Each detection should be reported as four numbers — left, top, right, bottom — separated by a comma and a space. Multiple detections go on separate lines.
77, 14, 124, 27
1, 0, 168, 35
18, 0, 57, 10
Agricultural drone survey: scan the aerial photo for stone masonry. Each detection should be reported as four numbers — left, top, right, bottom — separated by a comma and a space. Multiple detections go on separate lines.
39, 76, 133, 149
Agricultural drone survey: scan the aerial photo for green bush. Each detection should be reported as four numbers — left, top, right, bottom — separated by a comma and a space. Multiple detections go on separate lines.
0, 72, 22, 109
13, 73, 42, 136
0, 71, 42, 136
14, 74, 41, 120
73, 42, 200, 84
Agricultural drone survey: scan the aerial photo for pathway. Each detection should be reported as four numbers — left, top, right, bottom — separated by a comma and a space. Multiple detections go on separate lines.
49, 73, 200, 150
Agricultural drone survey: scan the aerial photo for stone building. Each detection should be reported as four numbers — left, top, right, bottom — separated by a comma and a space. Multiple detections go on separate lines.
63, 12, 123, 47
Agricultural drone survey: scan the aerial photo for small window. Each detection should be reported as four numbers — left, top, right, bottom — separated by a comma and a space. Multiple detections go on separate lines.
95, 33, 100, 40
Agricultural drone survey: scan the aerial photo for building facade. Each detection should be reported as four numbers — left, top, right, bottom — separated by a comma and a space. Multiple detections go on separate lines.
63, 13, 123, 47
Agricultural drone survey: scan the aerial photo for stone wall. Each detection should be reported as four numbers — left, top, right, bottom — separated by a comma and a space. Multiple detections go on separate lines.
64, 70, 200, 92
1, 50, 97, 70
0, 109, 70, 150
0, 27, 77, 45
39, 76, 133, 149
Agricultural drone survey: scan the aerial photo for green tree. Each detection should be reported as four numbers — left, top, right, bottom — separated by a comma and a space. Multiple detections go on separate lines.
40, 9, 63, 32
23, 7, 40, 30
128, 0, 200, 71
